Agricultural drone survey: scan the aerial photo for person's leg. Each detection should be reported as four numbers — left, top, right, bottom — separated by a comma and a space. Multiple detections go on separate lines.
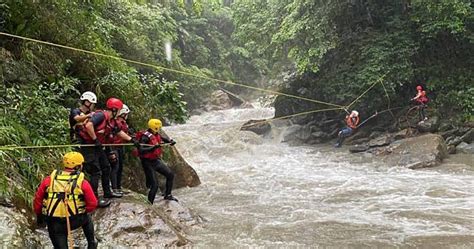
143, 159, 159, 204
80, 214, 97, 249
335, 128, 352, 147
141, 159, 153, 189
81, 147, 101, 197
47, 219, 68, 249
108, 150, 119, 190
116, 147, 124, 191
154, 160, 174, 197
99, 149, 116, 197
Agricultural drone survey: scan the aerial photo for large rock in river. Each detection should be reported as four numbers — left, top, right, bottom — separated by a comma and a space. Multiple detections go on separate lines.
380, 133, 448, 169
35, 191, 198, 248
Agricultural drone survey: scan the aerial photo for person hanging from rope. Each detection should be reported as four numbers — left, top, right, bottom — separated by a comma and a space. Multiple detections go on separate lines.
135, 118, 178, 203
335, 110, 360, 148
68, 91, 97, 143
411, 85, 429, 123
33, 152, 98, 249
109, 104, 131, 196
78, 97, 139, 207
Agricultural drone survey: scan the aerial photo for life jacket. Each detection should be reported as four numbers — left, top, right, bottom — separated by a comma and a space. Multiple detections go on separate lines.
42, 170, 86, 218
345, 115, 360, 129
68, 108, 91, 142
132, 130, 162, 159
416, 90, 429, 104
78, 110, 111, 144
111, 118, 129, 144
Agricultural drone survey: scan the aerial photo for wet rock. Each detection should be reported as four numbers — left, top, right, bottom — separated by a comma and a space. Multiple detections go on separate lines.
345, 130, 370, 143
439, 129, 458, 139
0, 206, 42, 247
281, 125, 303, 142
167, 146, 201, 188
381, 133, 448, 169
393, 129, 409, 140
369, 131, 384, 139
91, 192, 196, 247
455, 127, 471, 136
438, 122, 453, 132
456, 142, 474, 154
416, 116, 440, 133
349, 144, 370, 153
446, 136, 463, 147
240, 119, 271, 135
296, 125, 312, 141
350, 137, 370, 145
447, 145, 457, 154
204, 90, 233, 111
368, 134, 393, 148
460, 128, 474, 143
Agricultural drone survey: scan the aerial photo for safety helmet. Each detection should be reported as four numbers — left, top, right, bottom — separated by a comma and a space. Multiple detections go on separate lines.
80, 91, 97, 104
416, 85, 423, 90
106, 97, 123, 111
351, 110, 359, 117
148, 119, 162, 132
63, 152, 84, 169
118, 104, 130, 117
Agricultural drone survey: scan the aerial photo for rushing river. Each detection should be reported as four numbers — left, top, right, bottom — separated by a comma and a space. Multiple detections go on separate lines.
164, 107, 474, 248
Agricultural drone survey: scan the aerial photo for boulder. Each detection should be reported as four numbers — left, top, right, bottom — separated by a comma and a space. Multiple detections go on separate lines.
456, 142, 474, 154
393, 129, 409, 140
296, 125, 312, 141
166, 146, 201, 188
0, 206, 41, 247
438, 122, 454, 132
460, 128, 474, 143
204, 90, 233, 111
90, 192, 196, 247
240, 119, 271, 135
351, 137, 371, 145
380, 133, 448, 169
349, 144, 370, 153
368, 134, 393, 148
416, 116, 440, 133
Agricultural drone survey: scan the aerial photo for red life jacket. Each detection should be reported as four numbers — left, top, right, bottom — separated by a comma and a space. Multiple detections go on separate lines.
416, 90, 429, 104
345, 115, 360, 129
133, 130, 163, 159
110, 118, 129, 144
78, 110, 111, 144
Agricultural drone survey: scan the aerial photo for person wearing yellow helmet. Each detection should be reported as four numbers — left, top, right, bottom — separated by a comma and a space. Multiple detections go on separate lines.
135, 118, 178, 203
33, 152, 98, 248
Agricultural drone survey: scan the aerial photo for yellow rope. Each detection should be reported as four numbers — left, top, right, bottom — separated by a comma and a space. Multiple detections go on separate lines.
0, 32, 343, 108
345, 73, 387, 109
240, 107, 343, 129
0, 143, 172, 151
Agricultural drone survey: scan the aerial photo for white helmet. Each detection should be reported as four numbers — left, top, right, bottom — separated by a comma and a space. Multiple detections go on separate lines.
118, 104, 130, 116
351, 110, 359, 117
80, 91, 97, 104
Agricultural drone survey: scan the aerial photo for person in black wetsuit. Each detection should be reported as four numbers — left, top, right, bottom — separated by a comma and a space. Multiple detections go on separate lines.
136, 118, 178, 203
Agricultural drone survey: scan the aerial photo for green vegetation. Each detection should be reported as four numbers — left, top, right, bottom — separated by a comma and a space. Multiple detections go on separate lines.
0, 0, 472, 207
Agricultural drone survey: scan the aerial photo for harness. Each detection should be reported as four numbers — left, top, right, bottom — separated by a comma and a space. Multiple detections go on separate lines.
42, 170, 86, 218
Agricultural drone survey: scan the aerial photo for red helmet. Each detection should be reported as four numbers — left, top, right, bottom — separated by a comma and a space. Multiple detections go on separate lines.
106, 97, 123, 111
416, 85, 423, 90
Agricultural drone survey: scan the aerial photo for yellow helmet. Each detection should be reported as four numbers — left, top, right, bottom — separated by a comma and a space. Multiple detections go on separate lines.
148, 118, 162, 132
63, 152, 84, 169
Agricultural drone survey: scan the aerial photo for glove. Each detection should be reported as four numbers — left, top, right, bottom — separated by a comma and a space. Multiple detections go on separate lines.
154, 144, 162, 149
130, 138, 140, 148
36, 214, 46, 228
170, 139, 176, 146
94, 139, 102, 150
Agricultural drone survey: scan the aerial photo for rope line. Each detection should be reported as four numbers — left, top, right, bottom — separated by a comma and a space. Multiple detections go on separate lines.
0, 143, 171, 151
0, 32, 343, 108
345, 73, 387, 109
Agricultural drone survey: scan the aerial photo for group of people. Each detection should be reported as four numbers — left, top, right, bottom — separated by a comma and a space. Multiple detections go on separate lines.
335, 85, 429, 148
33, 91, 178, 248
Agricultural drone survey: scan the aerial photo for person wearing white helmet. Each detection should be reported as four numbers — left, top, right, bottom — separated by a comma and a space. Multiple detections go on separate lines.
335, 110, 360, 148
69, 91, 97, 143
109, 104, 132, 195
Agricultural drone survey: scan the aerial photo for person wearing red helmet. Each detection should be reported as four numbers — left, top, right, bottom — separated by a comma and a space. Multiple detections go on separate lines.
78, 97, 139, 207
411, 85, 429, 123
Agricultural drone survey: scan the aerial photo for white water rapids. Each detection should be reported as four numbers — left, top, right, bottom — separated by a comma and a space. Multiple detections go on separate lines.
164, 107, 474, 248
